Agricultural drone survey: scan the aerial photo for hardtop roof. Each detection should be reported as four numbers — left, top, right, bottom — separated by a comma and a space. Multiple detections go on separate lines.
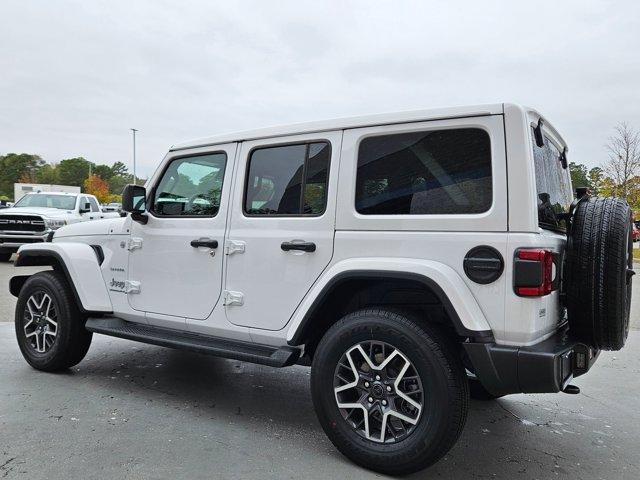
171, 103, 506, 151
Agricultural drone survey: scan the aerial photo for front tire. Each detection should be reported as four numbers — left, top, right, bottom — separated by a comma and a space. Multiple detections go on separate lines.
310, 309, 468, 475
0, 251, 12, 262
15, 271, 93, 372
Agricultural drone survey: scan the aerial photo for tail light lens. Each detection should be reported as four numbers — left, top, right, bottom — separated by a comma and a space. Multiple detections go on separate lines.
514, 249, 554, 296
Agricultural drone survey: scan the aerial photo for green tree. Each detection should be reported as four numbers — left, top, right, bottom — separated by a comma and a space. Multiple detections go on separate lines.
36, 164, 59, 184
93, 164, 114, 181
57, 157, 92, 188
598, 176, 617, 197
102, 161, 131, 195
110, 161, 128, 177
588, 167, 604, 195
108, 174, 131, 196
0, 153, 45, 198
569, 162, 591, 189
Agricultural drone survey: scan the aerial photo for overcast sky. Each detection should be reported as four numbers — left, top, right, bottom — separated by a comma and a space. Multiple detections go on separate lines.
1, 0, 639, 178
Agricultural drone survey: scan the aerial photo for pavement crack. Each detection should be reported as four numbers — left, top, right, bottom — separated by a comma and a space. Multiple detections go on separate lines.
580, 391, 615, 409
530, 447, 567, 462
0, 457, 16, 477
496, 401, 543, 426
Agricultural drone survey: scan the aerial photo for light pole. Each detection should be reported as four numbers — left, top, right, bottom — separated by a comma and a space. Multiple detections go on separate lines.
130, 128, 138, 185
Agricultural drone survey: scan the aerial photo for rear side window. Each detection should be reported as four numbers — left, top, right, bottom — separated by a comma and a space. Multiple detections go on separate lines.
88, 197, 100, 212
531, 128, 573, 231
244, 142, 330, 216
355, 128, 492, 215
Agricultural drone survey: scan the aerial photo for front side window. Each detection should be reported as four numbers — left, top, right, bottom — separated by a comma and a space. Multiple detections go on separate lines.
531, 128, 573, 231
244, 142, 330, 215
14, 194, 77, 210
152, 153, 227, 216
355, 128, 492, 215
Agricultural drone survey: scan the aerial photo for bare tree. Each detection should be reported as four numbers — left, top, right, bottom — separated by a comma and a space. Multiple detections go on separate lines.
604, 122, 640, 199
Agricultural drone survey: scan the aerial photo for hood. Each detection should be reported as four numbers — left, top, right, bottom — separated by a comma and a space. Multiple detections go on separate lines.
54, 216, 130, 238
0, 207, 72, 218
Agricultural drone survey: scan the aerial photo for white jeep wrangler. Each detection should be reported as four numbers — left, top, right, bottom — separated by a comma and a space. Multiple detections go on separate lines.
10, 104, 633, 475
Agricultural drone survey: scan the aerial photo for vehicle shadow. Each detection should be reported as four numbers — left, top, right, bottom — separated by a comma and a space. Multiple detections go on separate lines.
56, 337, 589, 479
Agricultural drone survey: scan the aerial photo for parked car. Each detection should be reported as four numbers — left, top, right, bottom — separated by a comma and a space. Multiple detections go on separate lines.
101, 202, 122, 213
0, 200, 13, 209
8, 104, 633, 475
0, 192, 120, 261
633, 223, 640, 242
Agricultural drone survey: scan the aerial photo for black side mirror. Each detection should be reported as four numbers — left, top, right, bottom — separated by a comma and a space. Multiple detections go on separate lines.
122, 184, 148, 224
79, 202, 91, 214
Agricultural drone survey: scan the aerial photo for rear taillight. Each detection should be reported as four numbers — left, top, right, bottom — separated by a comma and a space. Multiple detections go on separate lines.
514, 248, 554, 297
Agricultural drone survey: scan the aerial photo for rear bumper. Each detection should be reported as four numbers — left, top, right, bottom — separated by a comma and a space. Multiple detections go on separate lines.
464, 326, 600, 396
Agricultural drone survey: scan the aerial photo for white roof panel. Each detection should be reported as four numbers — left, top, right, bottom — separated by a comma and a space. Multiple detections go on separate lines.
171, 103, 505, 151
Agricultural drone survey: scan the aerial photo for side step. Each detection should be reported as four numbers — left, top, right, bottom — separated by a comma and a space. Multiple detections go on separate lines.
85, 317, 300, 367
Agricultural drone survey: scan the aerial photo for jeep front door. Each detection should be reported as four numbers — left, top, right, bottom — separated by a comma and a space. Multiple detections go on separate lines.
127, 144, 236, 321
225, 132, 341, 331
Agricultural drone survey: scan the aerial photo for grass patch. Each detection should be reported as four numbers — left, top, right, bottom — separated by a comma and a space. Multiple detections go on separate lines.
634, 249, 640, 262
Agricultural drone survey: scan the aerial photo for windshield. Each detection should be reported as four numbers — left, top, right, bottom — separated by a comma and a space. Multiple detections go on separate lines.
14, 194, 77, 210
531, 127, 573, 231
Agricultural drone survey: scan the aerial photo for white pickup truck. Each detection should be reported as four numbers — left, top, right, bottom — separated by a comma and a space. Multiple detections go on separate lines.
0, 191, 120, 261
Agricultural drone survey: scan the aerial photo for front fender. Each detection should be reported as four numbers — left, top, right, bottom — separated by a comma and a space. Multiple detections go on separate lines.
286, 257, 493, 344
14, 243, 112, 312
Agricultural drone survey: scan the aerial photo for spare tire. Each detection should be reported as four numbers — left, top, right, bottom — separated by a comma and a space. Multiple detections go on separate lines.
565, 196, 633, 351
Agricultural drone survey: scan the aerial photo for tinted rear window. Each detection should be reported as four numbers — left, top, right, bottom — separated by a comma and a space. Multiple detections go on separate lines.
531, 127, 573, 231
244, 142, 330, 216
355, 128, 492, 215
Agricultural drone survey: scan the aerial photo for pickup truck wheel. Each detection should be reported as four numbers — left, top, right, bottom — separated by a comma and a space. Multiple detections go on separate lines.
0, 252, 12, 262
15, 271, 93, 372
311, 309, 468, 476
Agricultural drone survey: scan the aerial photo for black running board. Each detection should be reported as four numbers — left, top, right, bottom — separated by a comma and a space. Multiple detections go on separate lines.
85, 317, 300, 367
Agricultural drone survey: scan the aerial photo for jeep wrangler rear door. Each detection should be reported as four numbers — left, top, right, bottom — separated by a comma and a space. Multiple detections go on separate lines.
127, 144, 236, 321
224, 131, 342, 331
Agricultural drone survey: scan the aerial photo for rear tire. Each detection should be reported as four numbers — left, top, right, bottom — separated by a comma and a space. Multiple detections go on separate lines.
310, 309, 468, 475
15, 271, 93, 371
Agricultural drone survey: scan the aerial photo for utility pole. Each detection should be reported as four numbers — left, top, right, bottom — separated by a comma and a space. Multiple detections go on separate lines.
131, 128, 138, 185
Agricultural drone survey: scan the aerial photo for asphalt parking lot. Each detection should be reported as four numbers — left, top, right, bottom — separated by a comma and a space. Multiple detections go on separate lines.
1, 260, 639, 479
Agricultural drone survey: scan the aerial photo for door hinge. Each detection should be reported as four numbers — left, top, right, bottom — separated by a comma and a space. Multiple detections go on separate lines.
127, 237, 143, 251
225, 240, 246, 255
125, 280, 141, 294
223, 290, 244, 306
